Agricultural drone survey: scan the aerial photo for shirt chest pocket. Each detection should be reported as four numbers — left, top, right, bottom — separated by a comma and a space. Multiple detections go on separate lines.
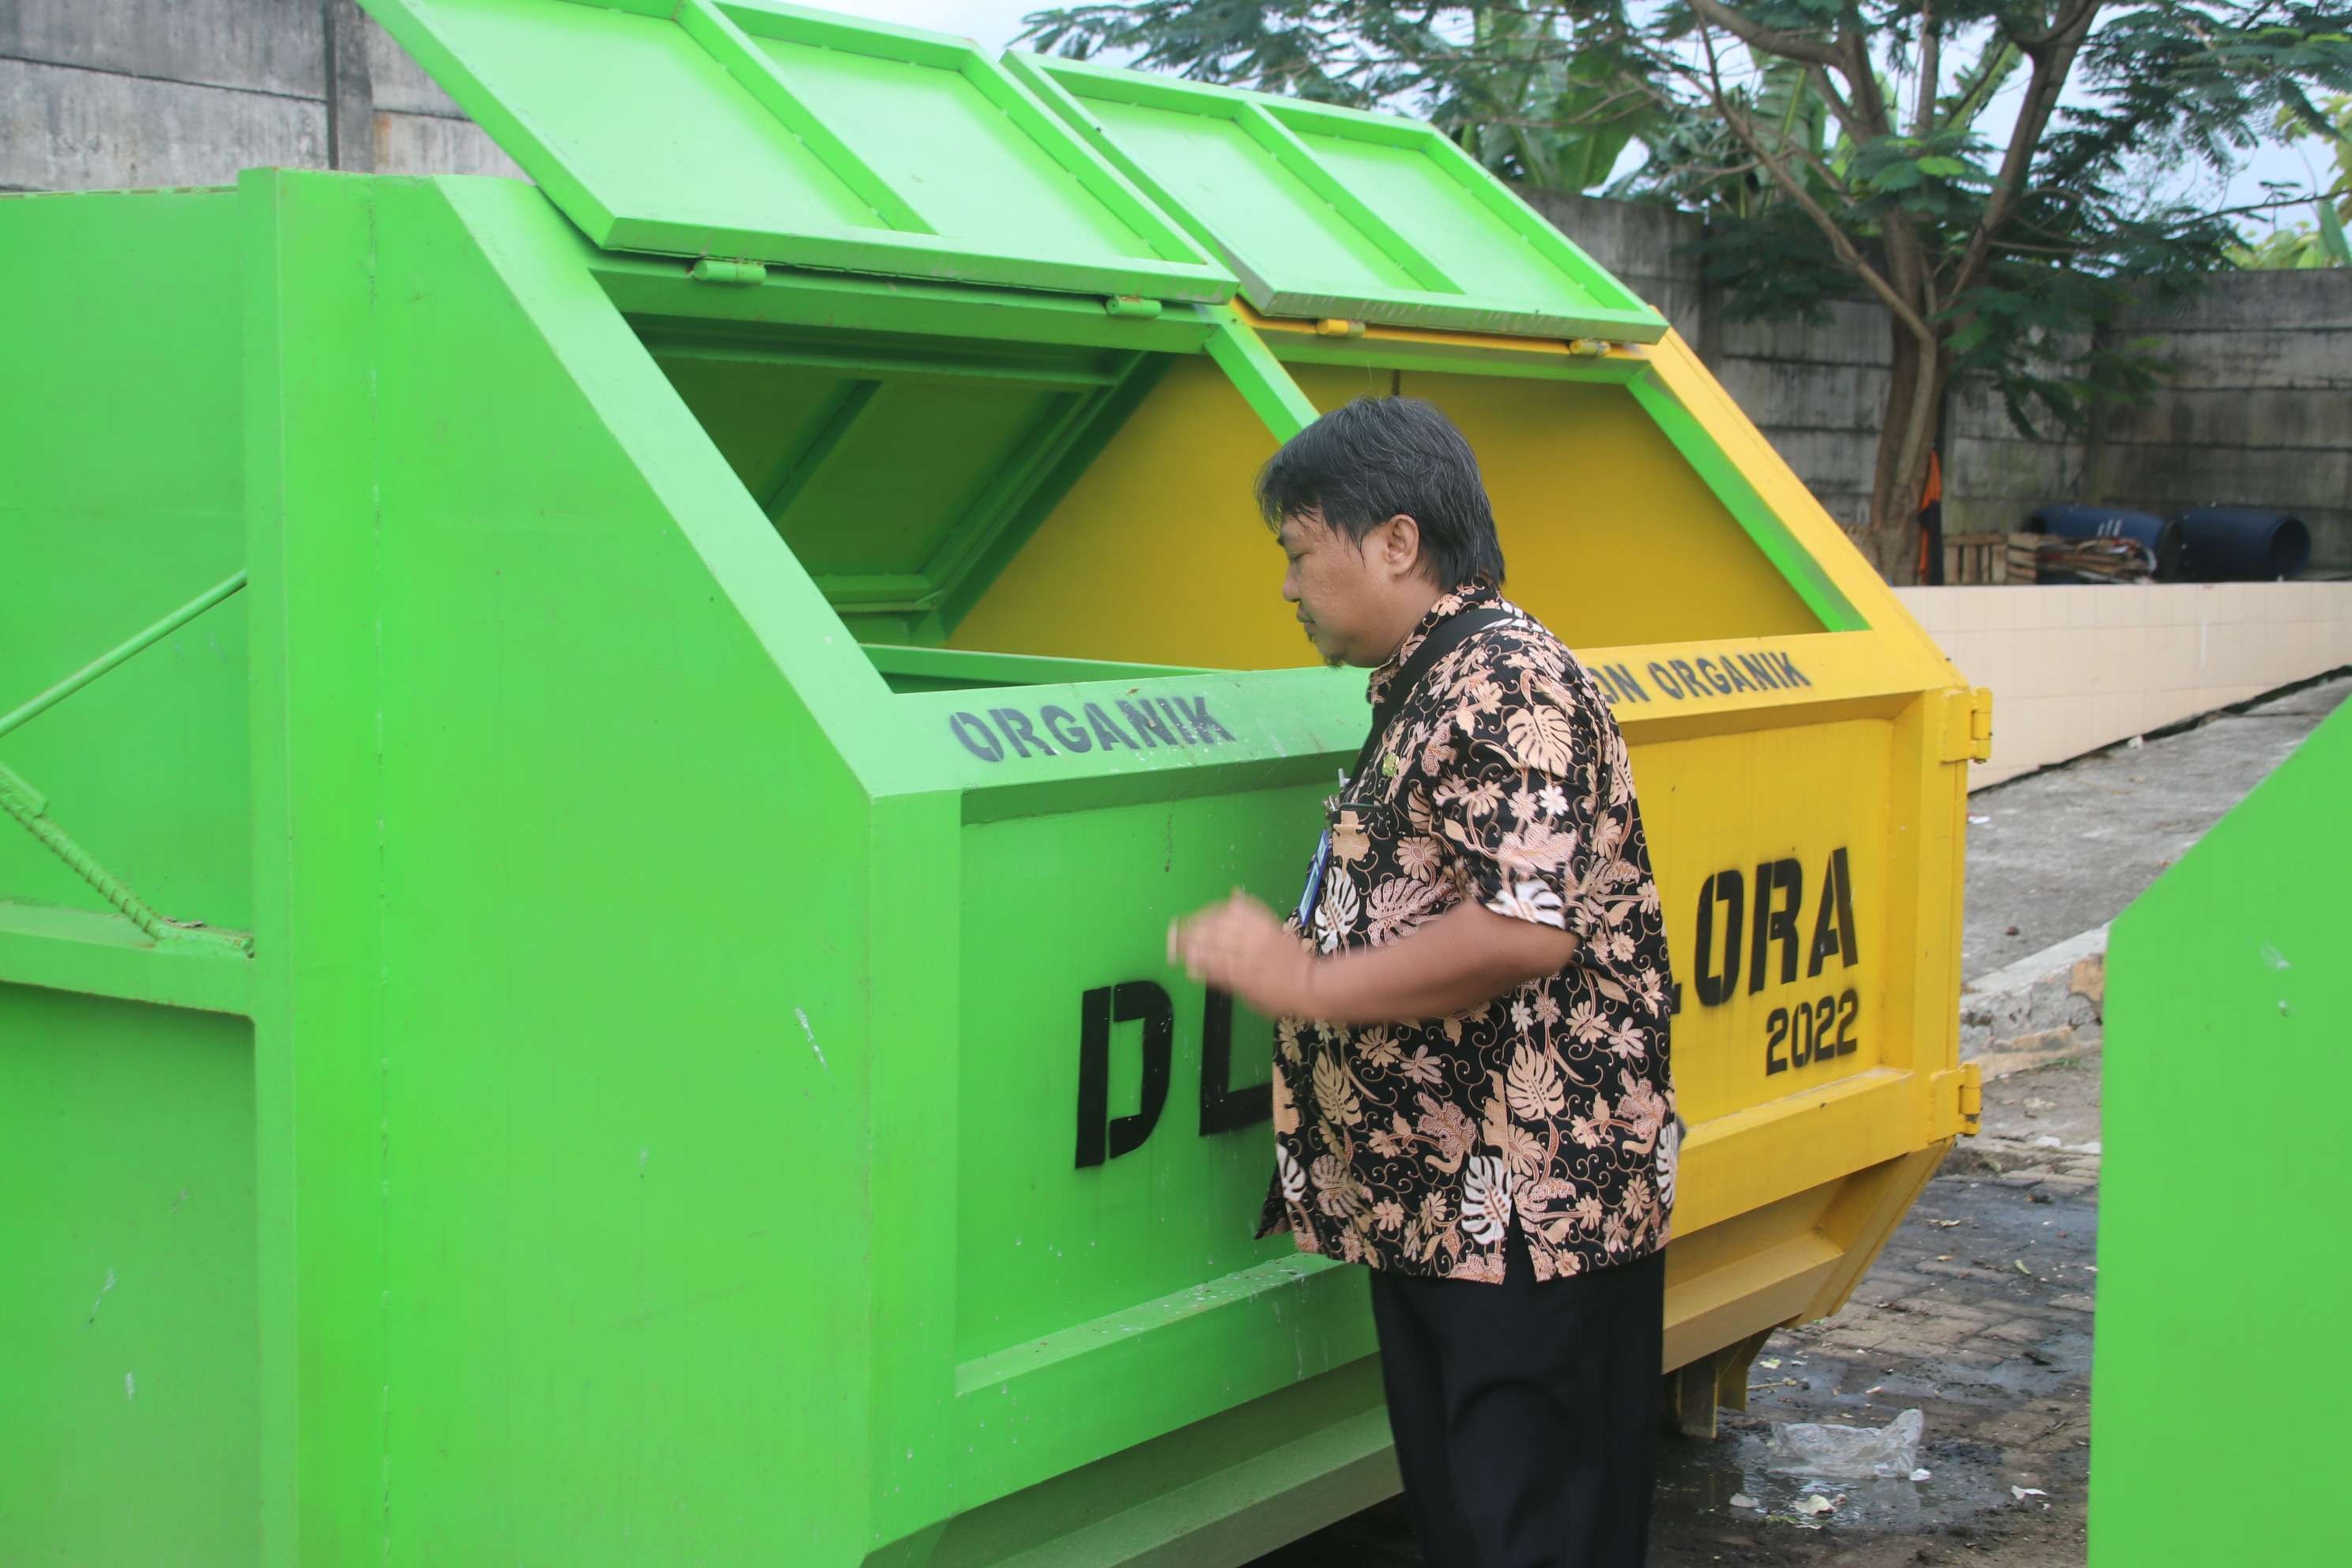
1314, 796, 1417, 952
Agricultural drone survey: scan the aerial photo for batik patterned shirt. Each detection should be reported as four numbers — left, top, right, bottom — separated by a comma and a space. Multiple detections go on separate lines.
1257, 583, 1679, 1282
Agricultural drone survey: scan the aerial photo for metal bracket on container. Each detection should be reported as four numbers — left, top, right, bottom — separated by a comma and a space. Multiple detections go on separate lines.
1314, 317, 1365, 337
1929, 1062, 1984, 1139
691, 258, 769, 286
1938, 685, 1994, 763
1102, 295, 1164, 319
0, 570, 257, 956
0, 760, 250, 955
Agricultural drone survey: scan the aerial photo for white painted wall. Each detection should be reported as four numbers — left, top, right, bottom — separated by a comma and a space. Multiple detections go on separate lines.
1897, 583, 2352, 788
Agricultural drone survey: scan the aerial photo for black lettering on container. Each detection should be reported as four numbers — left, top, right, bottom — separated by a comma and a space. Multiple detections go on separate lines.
1807, 846, 1861, 976
1693, 869, 1746, 1006
1040, 706, 1093, 752
1084, 702, 1137, 750
1155, 698, 1199, 745
1076, 980, 1174, 1168
950, 712, 1004, 763
1118, 699, 1177, 748
1605, 663, 1649, 702
1747, 858, 1804, 994
1199, 989, 1271, 1135
1179, 695, 1236, 744
989, 707, 1055, 759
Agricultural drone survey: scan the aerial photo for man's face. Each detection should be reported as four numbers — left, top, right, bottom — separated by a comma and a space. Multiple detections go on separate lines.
1280, 507, 1391, 668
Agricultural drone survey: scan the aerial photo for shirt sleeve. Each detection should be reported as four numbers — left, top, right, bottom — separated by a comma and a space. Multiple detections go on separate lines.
1426, 667, 1619, 947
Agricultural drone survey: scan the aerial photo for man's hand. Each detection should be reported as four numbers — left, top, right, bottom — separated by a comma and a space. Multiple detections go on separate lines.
1168, 890, 1317, 1019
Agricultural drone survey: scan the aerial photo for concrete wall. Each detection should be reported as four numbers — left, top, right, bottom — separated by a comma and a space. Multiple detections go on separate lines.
1899, 582, 2352, 788
0, 0, 519, 190
1521, 189, 1893, 539
1518, 191, 2351, 570
5, 5, 2343, 568
2084, 272, 2352, 571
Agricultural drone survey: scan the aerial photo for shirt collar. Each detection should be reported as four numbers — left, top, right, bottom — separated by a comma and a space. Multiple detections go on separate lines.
1366, 580, 1502, 708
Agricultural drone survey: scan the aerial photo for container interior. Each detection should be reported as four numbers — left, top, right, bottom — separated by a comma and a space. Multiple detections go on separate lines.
635, 315, 1840, 688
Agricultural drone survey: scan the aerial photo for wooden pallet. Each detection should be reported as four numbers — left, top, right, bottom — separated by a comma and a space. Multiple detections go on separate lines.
1943, 533, 2039, 585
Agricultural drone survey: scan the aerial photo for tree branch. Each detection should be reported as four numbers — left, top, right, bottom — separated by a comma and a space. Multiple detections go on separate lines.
1805, 62, 1871, 146
1913, 2, 1941, 141
1950, 5, 2103, 299
2013, 0, 2105, 55
1687, 0, 1842, 68
1841, 17, 1896, 140
1695, 27, 1939, 346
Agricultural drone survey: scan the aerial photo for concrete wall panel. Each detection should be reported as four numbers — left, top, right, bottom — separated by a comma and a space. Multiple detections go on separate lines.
0, 55, 322, 190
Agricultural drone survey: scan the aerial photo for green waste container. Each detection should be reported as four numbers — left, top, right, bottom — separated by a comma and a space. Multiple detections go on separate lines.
0, 3, 1983, 1563
2094, 694, 2350, 1566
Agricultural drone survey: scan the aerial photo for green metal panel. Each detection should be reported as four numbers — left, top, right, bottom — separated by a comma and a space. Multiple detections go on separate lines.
862, 645, 1200, 695
1008, 51, 1668, 343
0, 987, 261, 1564
2094, 695, 2352, 1567
357, 0, 1234, 301
209, 168, 1394, 1566
635, 322, 1166, 635
0, 190, 254, 941
241, 168, 891, 1565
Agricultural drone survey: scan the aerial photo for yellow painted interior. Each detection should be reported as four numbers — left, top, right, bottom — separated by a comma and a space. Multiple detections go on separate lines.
1395, 370, 1821, 646
946, 356, 1322, 669
952, 355, 1822, 667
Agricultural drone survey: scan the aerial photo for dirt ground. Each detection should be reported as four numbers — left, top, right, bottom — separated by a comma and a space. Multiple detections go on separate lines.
1255, 1047, 2102, 1567
1642, 1046, 2101, 1567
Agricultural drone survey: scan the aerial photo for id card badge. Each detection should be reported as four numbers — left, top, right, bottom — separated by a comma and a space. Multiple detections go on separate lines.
1295, 829, 1332, 930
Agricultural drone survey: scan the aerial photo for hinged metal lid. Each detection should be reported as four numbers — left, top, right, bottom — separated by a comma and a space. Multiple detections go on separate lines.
360, 0, 1236, 303
1008, 52, 1670, 344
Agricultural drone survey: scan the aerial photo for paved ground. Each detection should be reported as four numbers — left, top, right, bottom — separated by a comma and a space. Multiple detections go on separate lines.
1253, 672, 2349, 1568
1960, 673, 2350, 982
1257, 1057, 2102, 1568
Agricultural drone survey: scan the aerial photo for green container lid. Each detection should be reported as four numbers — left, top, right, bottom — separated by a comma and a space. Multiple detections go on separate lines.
1007, 52, 1670, 343
361, 0, 1237, 303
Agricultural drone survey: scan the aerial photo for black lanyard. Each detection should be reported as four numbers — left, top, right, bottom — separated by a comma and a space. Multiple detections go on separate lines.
1296, 601, 1512, 926
1348, 603, 1512, 795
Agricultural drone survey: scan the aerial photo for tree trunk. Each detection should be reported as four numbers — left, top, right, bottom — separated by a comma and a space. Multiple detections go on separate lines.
1860, 320, 1949, 585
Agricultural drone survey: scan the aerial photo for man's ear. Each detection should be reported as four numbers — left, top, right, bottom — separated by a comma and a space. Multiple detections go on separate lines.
1378, 513, 1423, 582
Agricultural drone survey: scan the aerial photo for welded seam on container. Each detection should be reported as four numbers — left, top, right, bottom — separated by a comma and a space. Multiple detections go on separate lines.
0, 570, 257, 954
0, 761, 251, 953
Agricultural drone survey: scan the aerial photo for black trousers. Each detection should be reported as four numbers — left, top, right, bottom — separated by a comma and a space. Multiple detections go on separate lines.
1367, 1231, 1665, 1568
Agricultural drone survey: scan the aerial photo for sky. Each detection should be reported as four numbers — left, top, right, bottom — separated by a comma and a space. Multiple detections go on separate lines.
859, 0, 2333, 239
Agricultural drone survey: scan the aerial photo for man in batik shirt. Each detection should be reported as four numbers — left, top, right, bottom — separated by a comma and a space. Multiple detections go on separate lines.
1172, 396, 1677, 1568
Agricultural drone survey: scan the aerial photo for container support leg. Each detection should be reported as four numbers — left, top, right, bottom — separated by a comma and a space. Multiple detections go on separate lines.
1665, 1327, 1777, 1440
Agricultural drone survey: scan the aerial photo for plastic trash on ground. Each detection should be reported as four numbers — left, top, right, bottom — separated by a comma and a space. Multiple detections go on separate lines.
1765, 1408, 1926, 1480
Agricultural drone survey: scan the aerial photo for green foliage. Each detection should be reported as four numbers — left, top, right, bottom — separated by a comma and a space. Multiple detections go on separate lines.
1017, 2, 1663, 191
2229, 92, 2352, 267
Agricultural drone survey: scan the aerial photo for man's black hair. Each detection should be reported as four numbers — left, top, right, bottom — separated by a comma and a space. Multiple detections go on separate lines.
1254, 395, 1506, 590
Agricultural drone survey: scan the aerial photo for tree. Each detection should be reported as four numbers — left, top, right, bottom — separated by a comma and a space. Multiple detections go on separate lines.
2230, 92, 2352, 266
1019, 2, 1664, 192
1018, 1, 2352, 579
